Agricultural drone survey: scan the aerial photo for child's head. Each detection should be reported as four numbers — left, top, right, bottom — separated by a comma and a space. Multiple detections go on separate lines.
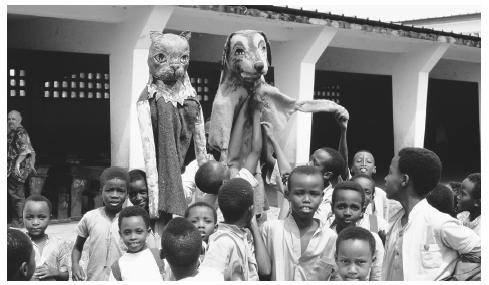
184, 202, 217, 243
458, 173, 480, 213
118, 206, 150, 253
308, 147, 345, 184
286, 165, 324, 218
350, 150, 376, 177
23, 194, 52, 238
195, 161, 228, 194
100, 167, 129, 212
128, 169, 149, 210
218, 178, 254, 224
332, 181, 365, 230
351, 174, 375, 208
335, 226, 376, 281
7, 228, 36, 281
427, 184, 456, 217
161, 217, 202, 278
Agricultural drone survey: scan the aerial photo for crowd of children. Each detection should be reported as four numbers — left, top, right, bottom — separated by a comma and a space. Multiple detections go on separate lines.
7, 101, 481, 281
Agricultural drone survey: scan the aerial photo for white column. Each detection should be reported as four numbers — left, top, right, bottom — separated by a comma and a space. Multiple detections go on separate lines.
391, 44, 448, 155
272, 27, 337, 165
108, 6, 175, 168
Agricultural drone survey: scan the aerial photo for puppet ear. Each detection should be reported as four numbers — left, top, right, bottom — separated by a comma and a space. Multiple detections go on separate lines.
179, 30, 191, 41
221, 32, 235, 70
259, 31, 272, 65
149, 31, 163, 42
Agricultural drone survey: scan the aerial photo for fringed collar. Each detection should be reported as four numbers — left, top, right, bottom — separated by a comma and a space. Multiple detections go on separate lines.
147, 73, 196, 107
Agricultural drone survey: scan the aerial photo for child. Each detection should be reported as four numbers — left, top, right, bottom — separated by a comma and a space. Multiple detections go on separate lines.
335, 226, 376, 281
427, 183, 457, 217
7, 228, 36, 281
128, 169, 163, 249
71, 167, 129, 281
161, 217, 223, 280
201, 178, 271, 280
457, 173, 481, 236
109, 206, 164, 280
329, 181, 384, 281
194, 160, 228, 211
184, 201, 217, 245
261, 165, 337, 281
23, 194, 70, 280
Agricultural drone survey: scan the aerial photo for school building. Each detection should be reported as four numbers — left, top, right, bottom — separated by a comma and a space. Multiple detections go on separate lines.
7, 5, 480, 219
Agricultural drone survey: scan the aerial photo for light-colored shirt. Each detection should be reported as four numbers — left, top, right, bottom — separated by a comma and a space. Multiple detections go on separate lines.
76, 207, 126, 281
201, 223, 258, 281
382, 199, 481, 281
109, 248, 163, 281
178, 266, 224, 281
314, 184, 334, 224
457, 211, 481, 236
261, 215, 337, 281
29, 234, 71, 281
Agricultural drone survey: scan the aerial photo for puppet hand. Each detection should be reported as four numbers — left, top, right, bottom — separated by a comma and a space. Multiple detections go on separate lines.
260, 122, 274, 139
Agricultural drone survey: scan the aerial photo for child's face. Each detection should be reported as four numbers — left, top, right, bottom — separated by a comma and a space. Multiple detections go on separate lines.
333, 189, 364, 228
287, 174, 324, 218
129, 179, 149, 209
186, 206, 216, 243
457, 178, 477, 212
353, 177, 375, 208
102, 178, 128, 212
23, 201, 50, 238
336, 239, 374, 281
119, 216, 149, 253
308, 149, 330, 175
351, 151, 376, 177
384, 156, 403, 201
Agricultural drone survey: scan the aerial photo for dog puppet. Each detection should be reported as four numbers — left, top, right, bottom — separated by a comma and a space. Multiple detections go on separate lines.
137, 31, 207, 219
208, 30, 349, 168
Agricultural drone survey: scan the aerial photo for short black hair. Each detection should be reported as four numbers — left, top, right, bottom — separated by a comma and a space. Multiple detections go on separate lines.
184, 202, 217, 223
129, 169, 147, 183
351, 174, 376, 193
319, 147, 346, 179
218, 178, 253, 224
195, 161, 227, 195
100, 166, 130, 190
447, 181, 462, 192
332, 181, 365, 207
24, 194, 52, 214
336, 226, 376, 257
288, 165, 324, 192
7, 228, 34, 280
466, 173, 481, 200
398, 147, 442, 197
161, 217, 202, 268
118, 206, 150, 229
427, 184, 456, 217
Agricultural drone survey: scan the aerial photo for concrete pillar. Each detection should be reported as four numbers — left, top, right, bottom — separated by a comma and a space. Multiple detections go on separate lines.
272, 27, 337, 165
391, 44, 448, 154
108, 6, 175, 168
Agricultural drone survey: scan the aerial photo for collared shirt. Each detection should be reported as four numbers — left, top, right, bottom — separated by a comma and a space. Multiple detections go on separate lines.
329, 223, 384, 281
382, 199, 481, 281
201, 223, 258, 281
109, 248, 164, 281
457, 211, 481, 236
7, 126, 35, 183
314, 184, 334, 224
261, 215, 337, 281
29, 234, 71, 281
76, 207, 126, 281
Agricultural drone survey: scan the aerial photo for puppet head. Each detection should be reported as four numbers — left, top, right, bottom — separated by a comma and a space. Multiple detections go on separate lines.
221, 30, 271, 83
148, 31, 191, 86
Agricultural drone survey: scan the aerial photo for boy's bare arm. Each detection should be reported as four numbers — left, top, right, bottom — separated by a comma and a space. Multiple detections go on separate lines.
243, 101, 263, 174
71, 235, 87, 281
248, 216, 271, 279
336, 109, 349, 180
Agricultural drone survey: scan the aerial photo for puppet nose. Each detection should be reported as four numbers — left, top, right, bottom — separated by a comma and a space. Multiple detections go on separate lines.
254, 62, 264, 72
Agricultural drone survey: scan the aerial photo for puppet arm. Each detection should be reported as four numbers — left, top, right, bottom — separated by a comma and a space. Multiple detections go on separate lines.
242, 100, 263, 174
228, 97, 250, 170
295, 99, 346, 113
193, 104, 208, 166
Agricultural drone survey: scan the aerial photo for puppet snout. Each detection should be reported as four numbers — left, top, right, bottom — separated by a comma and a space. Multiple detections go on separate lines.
254, 62, 264, 72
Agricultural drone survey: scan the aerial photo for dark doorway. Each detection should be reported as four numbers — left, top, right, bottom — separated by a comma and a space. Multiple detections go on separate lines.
311, 71, 394, 184
425, 78, 480, 182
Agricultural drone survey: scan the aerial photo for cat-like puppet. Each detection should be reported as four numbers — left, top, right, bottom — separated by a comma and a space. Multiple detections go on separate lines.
137, 31, 206, 219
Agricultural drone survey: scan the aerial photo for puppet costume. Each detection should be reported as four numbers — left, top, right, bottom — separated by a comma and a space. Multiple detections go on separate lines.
137, 32, 206, 219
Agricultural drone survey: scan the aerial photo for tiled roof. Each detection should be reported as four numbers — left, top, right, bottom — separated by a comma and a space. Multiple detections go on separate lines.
185, 5, 480, 48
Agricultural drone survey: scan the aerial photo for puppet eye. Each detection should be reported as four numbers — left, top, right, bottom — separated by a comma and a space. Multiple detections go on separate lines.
180, 54, 189, 63
235, 48, 245, 56
261, 46, 267, 51
154, 53, 166, 63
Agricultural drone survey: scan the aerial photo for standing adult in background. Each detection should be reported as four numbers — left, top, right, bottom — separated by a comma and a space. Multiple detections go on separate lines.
7, 110, 36, 227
